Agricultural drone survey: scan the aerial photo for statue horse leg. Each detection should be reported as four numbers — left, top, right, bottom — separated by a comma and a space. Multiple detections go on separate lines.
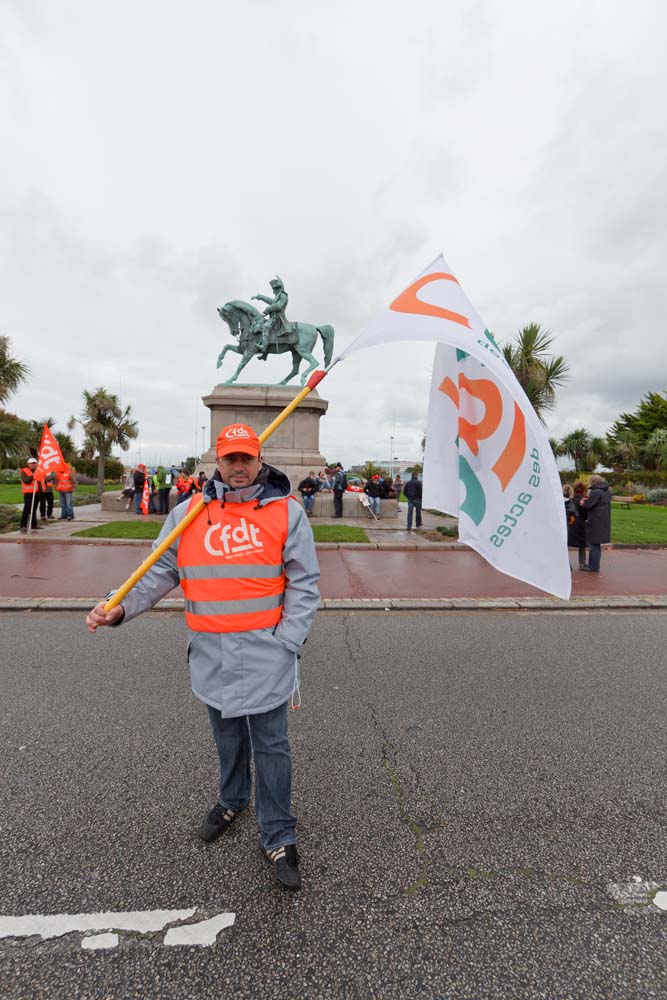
224, 349, 255, 385
296, 349, 319, 385
216, 343, 240, 369
278, 350, 302, 385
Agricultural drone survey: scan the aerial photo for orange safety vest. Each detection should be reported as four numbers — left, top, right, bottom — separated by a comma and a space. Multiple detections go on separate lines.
56, 468, 73, 492
20, 467, 41, 494
177, 495, 289, 634
176, 475, 188, 494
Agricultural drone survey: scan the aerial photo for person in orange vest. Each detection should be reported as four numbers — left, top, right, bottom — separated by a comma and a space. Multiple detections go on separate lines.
56, 463, 77, 520
175, 470, 191, 504
86, 423, 320, 891
39, 469, 57, 520
19, 457, 43, 532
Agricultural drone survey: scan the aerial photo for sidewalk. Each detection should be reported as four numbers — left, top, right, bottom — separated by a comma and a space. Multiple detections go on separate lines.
2, 501, 666, 609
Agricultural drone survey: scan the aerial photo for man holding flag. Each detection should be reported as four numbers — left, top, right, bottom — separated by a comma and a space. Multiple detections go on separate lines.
19, 457, 43, 533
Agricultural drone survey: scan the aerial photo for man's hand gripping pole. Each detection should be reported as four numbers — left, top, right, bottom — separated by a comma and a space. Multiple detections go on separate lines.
103, 369, 332, 614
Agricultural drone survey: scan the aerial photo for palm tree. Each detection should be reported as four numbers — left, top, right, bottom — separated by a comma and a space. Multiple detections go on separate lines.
643, 428, 667, 471
69, 388, 138, 494
560, 428, 593, 471
502, 323, 570, 423
0, 412, 31, 467
605, 429, 642, 471
0, 336, 30, 406
360, 461, 384, 481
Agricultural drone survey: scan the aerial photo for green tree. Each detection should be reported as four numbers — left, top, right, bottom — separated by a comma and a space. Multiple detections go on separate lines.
0, 338, 31, 467
643, 428, 667, 471
0, 337, 30, 406
69, 388, 138, 494
560, 428, 593, 471
604, 428, 642, 471
183, 456, 197, 474
609, 391, 667, 447
502, 323, 570, 423
0, 412, 31, 468
548, 437, 563, 458
360, 461, 384, 480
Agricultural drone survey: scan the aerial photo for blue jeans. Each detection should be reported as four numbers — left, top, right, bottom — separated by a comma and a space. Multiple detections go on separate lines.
303, 493, 315, 513
59, 491, 74, 519
407, 499, 422, 528
207, 701, 296, 852
367, 495, 380, 516
588, 543, 601, 572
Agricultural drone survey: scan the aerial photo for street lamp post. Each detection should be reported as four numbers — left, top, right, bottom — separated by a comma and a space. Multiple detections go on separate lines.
201, 426, 206, 459
389, 436, 394, 480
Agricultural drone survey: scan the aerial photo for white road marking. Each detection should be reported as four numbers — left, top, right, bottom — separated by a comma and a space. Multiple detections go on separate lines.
0, 908, 195, 941
164, 912, 236, 946
81, 933, 119, 950
607, 880, 667, 908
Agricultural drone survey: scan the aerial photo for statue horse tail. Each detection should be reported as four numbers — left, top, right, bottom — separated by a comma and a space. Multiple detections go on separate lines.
317, 325, 335, 368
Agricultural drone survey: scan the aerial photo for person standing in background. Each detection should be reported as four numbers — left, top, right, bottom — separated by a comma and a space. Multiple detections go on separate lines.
579, 475, 611, 573
404, 472, 423, 530
39, 469, 57, 520
56, 463, 77, 521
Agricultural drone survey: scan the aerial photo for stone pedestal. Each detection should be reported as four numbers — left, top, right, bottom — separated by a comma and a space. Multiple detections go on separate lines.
200, 384, 329, 490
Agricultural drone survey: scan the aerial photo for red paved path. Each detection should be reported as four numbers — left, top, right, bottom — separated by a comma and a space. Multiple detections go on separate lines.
1, 541, 666, 599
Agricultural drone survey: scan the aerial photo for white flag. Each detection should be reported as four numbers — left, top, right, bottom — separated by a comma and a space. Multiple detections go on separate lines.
338, 253, 571, 599
424, 344, 571, 599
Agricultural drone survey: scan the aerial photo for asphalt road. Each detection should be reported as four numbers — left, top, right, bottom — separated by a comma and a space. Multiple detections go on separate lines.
1, 609, 667, 999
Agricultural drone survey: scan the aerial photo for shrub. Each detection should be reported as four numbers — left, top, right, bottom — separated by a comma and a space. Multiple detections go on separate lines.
560, 471, 667, 489
632, 494, 648, 504
647, 488, 667, 505
0, 469, 20, 484
0, 503, 21, 533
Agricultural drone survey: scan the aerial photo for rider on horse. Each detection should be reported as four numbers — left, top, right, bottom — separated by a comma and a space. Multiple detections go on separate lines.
252, 277, 292, 360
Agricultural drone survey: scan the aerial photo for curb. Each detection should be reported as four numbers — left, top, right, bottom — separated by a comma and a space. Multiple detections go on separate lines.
1, 596, 666, 613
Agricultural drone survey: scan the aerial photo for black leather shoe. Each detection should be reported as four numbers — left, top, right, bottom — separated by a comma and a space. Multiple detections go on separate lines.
263, 843, 301, 890
198, 803, 239, 843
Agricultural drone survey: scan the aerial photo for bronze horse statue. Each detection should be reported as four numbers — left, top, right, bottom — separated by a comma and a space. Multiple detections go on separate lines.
216, 300, 334, 385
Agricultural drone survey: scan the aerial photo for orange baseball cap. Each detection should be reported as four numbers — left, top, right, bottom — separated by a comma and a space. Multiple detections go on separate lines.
216, 423, 261, 458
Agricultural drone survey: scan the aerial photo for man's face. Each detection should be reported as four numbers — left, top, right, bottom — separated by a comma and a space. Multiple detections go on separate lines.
217, 451, 262, 488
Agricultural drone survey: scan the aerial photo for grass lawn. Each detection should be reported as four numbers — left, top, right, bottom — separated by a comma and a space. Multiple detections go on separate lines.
72, 521, 370, 544
0, 483, 120, 504
311, 524, 369, 543
73, 522, 162, 540
610, 503, 667, 544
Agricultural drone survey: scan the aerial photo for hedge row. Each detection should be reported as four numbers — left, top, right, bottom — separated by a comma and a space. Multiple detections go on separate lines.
559, 470, 667, 489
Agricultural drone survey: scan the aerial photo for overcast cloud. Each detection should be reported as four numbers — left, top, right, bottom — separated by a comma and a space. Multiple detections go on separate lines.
2, 0, 666, 468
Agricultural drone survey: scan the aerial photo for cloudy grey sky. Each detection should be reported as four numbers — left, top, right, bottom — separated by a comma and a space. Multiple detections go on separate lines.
2, 0, 666, 468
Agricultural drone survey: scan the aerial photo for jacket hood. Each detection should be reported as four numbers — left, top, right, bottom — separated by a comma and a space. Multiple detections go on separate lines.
591, 479, 610, 492
204, 462, 292, 506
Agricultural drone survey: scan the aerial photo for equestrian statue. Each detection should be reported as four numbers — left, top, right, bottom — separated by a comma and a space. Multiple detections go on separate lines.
216, 276, 335, 385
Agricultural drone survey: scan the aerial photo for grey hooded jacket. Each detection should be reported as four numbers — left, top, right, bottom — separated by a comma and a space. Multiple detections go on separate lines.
116, 463, 320, 717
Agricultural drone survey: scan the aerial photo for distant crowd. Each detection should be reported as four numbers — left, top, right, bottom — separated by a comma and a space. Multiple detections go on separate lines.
116, 465, 209, 514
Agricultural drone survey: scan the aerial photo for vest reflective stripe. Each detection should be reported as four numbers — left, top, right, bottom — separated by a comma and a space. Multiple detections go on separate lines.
184, 592, 284, 617
20, 468, 39, 494
177, 495, 289, 634
56, 470, 73, 491
179, 563, 283, 581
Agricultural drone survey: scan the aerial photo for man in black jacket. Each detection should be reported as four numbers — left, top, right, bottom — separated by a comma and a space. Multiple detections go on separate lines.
404, 472, 423, 529
332, 463, 346, 518
297, 471, 320, 517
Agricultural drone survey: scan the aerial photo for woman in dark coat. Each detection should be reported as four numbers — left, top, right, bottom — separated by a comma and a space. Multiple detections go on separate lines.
567, 481, 588, 569
580, 475, 611, 572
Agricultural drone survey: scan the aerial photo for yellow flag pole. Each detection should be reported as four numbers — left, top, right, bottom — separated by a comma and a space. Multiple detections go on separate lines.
103, 368, 332, 612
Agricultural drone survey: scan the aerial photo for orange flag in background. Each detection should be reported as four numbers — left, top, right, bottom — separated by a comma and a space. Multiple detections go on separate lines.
37, 425, 67, 477
140, 472, 151, 515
